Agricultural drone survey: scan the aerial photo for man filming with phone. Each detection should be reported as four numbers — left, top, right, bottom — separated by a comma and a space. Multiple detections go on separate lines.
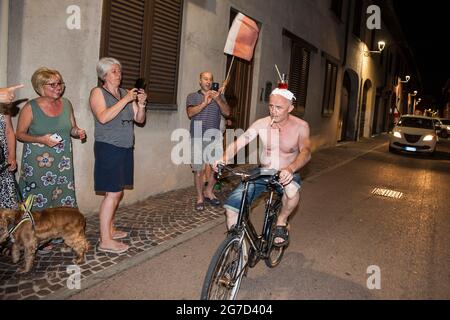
186, 71, 230, 211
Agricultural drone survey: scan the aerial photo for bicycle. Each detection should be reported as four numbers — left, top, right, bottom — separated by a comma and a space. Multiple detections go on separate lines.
201, 164, 287, 300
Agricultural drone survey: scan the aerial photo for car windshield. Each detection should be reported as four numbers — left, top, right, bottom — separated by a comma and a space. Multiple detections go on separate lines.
441, 119, 450, 125
398, 117, 434, 129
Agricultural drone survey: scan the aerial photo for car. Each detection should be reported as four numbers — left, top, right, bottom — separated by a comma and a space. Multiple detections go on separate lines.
437, 118, 450, 138
389, 115, 437, 155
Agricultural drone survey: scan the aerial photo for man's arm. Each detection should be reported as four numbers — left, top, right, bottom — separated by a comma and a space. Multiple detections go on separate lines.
285, 123, 312, 173
186, 93, 212, 119
211, 91, 231, 117
278, 122, 311, 186
222, 124, 259, 164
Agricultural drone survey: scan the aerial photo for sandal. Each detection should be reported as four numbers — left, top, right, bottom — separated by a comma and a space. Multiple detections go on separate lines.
204, 197, 221, 206
272, 224, 289, 247
113, 231, 128, 240
195, 202, 205, 211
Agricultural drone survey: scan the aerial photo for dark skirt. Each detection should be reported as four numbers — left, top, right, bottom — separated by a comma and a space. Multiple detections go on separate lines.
94, 141, 134, 192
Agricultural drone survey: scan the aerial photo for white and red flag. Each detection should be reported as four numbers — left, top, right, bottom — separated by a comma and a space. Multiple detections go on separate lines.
224, 13, 259, 62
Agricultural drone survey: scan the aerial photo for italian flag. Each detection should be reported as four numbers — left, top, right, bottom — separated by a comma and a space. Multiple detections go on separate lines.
224, 13, 259, 62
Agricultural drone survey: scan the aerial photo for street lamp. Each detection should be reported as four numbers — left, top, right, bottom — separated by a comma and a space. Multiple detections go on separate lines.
399, 75, 410, 83
363, 41, 386, 56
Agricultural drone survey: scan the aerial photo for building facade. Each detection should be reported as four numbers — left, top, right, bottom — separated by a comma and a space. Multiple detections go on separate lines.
1, 0, 418, 213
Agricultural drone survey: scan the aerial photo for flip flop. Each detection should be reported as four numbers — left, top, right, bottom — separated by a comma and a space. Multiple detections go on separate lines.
113, 231, 128, 240
97, 245, 129, 254
195, 202, 205, 211
204, 197, 221, 206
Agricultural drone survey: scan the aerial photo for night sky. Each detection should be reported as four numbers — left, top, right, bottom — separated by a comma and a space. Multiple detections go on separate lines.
392, 1, 449, 107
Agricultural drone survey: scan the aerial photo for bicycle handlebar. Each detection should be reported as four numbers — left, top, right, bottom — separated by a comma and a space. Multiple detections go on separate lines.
217, 164, 284, 190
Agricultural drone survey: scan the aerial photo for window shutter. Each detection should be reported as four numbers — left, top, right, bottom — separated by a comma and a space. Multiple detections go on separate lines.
146, 0, 183, 107
101, 0, 146, 89
101, 0, 183, 109
322, 60, 338, 116
289, 43, 310, 117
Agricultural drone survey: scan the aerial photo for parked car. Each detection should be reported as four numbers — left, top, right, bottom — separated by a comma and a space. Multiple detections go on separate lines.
389, 115, 437, 155
438, 118, 450, 138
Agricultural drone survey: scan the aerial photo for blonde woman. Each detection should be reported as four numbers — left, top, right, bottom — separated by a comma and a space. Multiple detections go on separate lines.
16, 67, 85, 211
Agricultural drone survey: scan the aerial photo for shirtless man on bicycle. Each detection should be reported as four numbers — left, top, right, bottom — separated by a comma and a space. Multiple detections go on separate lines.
214, 88, 311, 246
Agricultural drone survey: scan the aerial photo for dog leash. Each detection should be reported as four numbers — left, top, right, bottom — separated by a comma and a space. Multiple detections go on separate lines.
7, 194, 36, 237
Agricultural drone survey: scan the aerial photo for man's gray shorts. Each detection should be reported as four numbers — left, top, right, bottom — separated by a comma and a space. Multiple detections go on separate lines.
191, 138, 223, 172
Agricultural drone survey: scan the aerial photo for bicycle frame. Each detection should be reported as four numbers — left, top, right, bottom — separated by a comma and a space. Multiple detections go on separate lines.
234, 177, 282, 259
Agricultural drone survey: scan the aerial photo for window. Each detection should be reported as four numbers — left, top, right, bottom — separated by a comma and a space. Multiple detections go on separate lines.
322, 60, 338, 116
283, 30, 317, 117
289, 44, 311, 117
101, 0, 183, 110
352, 0, 363, 39
331, 0, 344, 19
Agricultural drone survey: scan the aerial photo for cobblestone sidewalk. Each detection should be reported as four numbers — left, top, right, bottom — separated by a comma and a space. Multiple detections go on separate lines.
0, 136, 388, 300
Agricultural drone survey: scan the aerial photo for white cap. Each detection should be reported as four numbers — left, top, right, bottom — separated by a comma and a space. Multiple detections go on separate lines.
270, 88, 296, 102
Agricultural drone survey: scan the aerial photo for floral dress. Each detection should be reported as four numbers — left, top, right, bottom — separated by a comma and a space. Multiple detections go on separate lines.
0, 113, 18, 209
18, 98, 77, 210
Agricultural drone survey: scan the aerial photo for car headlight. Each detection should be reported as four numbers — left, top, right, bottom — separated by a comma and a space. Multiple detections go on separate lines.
423, 135, 435, 141
393, 132, 402, 138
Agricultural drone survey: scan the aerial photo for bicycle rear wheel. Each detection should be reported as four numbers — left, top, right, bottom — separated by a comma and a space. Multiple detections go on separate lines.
201, 234, 247, 300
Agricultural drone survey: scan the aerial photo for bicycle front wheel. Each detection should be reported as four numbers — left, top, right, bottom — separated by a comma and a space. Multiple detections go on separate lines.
265, 219, 286, 268
201, 234, 247, 300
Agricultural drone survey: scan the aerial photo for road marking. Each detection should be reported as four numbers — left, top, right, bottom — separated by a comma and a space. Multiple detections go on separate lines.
371, 188, 403, 199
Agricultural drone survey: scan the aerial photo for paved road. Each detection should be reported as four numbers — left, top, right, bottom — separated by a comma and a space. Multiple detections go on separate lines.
70, 138, 450, 299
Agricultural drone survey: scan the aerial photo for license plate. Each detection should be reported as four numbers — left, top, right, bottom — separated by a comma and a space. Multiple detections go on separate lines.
405, 147, 416, 152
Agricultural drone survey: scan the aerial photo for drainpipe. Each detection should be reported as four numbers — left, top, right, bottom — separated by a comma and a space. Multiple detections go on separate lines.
0, 0, 9, 86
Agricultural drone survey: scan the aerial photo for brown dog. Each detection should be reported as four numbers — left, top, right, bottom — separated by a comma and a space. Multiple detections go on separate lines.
0, 207, 89, 273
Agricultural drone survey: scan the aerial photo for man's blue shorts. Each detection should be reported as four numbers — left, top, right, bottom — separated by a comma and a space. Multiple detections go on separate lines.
223, 170, 301, 214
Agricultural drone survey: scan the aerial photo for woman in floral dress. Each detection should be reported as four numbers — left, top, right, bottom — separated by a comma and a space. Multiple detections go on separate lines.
16, 67, 85, 211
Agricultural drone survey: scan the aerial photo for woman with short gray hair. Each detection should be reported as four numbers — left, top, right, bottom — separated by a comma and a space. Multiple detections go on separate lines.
89, 57, 148, 254
96, 57, 122, 81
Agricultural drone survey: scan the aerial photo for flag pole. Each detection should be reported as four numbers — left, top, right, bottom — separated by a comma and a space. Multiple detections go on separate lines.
222, 56, 235, 95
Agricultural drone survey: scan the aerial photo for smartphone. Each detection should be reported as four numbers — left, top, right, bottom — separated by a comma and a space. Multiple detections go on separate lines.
50, 133, 63, 143
135, 78, 146, 90
211, 82, 219, 91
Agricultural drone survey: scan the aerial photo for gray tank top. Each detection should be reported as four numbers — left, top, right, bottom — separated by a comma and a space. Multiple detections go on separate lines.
94, 87, 135, 148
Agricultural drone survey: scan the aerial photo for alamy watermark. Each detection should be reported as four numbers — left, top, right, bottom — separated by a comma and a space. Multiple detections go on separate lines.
66, 5, 81, 30
171, 123, 280, 167
366, 5, 381, 30
366, 265, 381, 290
66, 265, 81, 290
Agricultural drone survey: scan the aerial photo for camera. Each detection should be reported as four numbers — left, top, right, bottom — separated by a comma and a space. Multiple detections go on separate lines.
135, 78, 146, 90
211, 82, 219, 91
